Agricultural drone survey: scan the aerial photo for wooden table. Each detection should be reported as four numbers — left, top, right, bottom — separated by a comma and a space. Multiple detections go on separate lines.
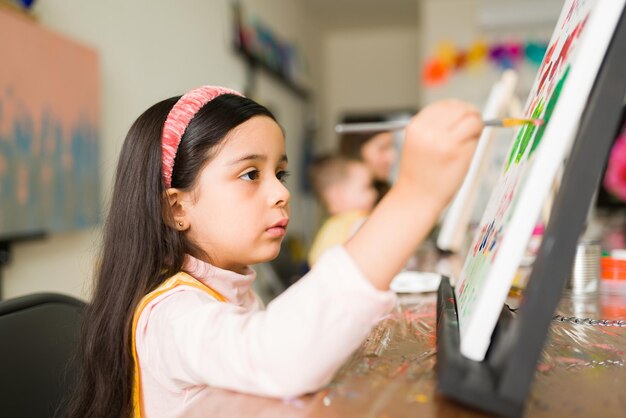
184, 250, 626, 417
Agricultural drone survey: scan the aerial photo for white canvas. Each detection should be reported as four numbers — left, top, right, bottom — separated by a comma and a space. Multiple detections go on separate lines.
455, 0, 626, 361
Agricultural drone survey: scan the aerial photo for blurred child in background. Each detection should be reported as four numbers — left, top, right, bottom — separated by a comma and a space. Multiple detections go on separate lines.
308, 155, 377, 266
339, 122, 397, 202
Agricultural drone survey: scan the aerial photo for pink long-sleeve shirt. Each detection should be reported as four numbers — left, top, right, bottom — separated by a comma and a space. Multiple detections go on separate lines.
135, 246, 397, 417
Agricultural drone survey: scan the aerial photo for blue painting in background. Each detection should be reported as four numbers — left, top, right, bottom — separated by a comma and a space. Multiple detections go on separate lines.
0, 92, 100, 238
0, 7, 100, 240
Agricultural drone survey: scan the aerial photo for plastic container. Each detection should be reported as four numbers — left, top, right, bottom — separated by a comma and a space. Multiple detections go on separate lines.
610, 249, 626, 260
600, 256, 626, 295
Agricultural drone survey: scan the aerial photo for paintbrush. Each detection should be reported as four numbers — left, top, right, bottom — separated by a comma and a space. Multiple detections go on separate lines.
334, 118, 544, 134
483, 118, 544, 127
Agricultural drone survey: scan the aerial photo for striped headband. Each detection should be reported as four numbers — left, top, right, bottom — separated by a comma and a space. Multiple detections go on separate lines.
161, 85, 242, 188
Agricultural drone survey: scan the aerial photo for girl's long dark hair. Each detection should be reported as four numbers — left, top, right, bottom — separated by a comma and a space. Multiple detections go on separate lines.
67, 94, 275, 418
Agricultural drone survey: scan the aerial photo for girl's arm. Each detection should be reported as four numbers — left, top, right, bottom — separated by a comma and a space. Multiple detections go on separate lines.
345, 100, 482, 290
138, 246, 396, 400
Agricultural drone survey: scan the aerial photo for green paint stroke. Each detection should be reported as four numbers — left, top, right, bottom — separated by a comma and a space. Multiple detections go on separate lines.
529, 66, 570, 156
506, 127, 523, 171
515, 100, 545, 164
506, 98, 544, 171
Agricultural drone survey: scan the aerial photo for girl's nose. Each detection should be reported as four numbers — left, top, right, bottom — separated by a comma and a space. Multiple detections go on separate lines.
270, 178, 290, 208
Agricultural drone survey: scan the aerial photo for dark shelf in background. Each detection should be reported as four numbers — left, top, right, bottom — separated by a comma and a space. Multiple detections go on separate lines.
235, 46, 310, 101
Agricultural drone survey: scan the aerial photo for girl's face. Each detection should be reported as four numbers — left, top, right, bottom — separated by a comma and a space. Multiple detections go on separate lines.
180, 116, 290, 273
360, 132, 397, 182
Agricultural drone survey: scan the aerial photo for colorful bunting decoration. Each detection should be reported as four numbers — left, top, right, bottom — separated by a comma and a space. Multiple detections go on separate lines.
422, 40, 548, 87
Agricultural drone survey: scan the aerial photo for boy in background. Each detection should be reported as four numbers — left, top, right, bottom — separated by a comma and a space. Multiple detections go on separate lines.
308, 154, 377, 266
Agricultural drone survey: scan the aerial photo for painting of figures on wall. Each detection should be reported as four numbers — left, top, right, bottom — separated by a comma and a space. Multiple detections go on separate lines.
0, 7, 100, 239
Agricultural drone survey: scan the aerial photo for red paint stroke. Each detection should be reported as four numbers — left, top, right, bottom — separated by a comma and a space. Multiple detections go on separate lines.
457, 282, 465, 296
537, 61, 553, 94
558, 15, 588, 65
389, 362, 411, 378
597, 327, 619, 338
404, 310, 434, 321
536, 13, 588, 97
591, 343, 625, 355
536, 42, 557, 89
537, 363, 554, 373
562, 0, 578, 29
555, 356, 586, 365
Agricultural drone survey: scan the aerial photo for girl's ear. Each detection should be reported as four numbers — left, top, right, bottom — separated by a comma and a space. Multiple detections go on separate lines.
165, 188, 190, 231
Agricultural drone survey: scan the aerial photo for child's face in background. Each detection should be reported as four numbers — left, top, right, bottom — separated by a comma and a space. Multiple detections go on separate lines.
182, 116, 290, 273
338, 162, 377, 213
360, 132, 396, 182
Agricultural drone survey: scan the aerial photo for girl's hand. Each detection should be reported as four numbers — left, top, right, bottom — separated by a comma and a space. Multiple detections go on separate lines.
395, 100, 483, 212
345, 100, 482, 290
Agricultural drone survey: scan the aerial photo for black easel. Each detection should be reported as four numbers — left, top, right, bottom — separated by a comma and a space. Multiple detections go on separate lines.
436, 7, 626, 418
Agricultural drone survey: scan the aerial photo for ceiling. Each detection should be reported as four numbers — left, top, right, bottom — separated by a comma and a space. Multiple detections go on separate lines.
298, 0, 419, 30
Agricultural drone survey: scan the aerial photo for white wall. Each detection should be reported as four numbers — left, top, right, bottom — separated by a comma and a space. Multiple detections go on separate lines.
320, 27, 421, 150
3, 0, 320, 300
242, 0, 322, 245
318, 0, 563, 150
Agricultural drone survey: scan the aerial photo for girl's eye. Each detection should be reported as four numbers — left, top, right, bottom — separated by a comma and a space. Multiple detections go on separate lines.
240, 170, 260, 181
276, 170, 290, 183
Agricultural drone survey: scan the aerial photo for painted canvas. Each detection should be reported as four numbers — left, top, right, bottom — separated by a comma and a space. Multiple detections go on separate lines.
455, 0, 626, 361
0, 8, 100, 239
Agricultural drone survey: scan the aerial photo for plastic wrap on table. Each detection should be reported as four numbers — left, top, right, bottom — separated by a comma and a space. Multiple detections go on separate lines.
182, 291, 626, 417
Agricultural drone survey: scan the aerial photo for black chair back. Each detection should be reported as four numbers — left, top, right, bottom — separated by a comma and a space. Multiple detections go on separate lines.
0, 293, 85, 418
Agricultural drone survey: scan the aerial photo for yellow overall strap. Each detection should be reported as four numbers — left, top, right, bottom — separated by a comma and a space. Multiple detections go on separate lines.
131, 272, 226, 417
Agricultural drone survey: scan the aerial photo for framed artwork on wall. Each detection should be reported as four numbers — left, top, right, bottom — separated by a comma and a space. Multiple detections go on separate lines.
0, 7, 100, 240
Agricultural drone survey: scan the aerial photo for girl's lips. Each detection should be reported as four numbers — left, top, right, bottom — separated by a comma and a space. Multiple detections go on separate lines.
266, 218, 289, 238
266, 226, 287, 238
269, 218, 289, 229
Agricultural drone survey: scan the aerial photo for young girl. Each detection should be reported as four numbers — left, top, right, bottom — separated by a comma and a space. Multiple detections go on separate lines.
68, 86, 482, 418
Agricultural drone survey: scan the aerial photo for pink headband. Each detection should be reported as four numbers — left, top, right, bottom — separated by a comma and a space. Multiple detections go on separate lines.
161, 85, 242, 188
